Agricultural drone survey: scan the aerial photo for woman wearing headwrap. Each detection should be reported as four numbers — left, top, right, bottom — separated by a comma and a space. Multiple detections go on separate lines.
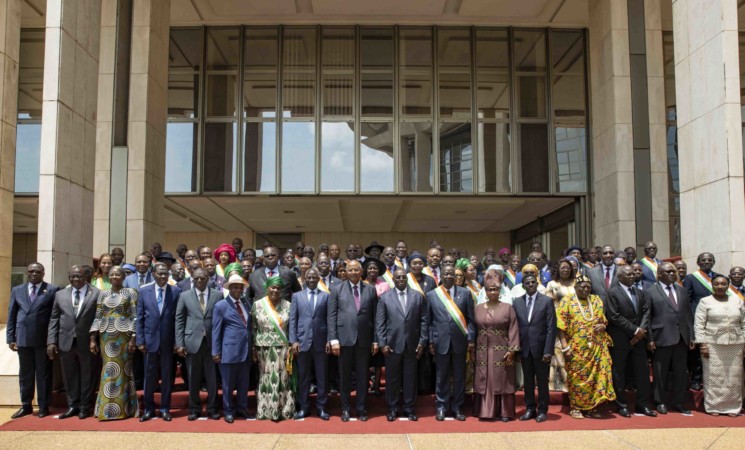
251, 276, 295, 421
476, 265, 513, 305
222, 262, 246, 297
544, 258, 577, 393
510, 264, 547, 298
213, 244, 237, 278
456, 258, 481, 300
556, 274, 615, 419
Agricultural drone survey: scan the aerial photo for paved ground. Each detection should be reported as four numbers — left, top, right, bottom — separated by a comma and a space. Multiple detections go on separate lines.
0, 407, 742, 449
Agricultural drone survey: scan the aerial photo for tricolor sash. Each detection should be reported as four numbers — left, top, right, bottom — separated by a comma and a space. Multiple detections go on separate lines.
407, 273, 424, 295
729, 285, 744, 300
692, 270, 715, 294
92, 276, 109, 290
381, 269, 395, 289
215, 264, 225, 278
582, 261, 594, 270
434, 286, 468, 336
640, 257, 659, 277
423, 266, 435, 280
395, 257, 405, 268
505, 269, 516, 286
260, 297, 288, 344
466, 280, 481, 299
318, 278, 330, 293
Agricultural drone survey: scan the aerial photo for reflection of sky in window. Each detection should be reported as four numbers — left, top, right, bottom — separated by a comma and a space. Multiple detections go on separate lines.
15, 124, 41, 193
281, 122, 316, 192
321, 122, 354, 192
361, 144, 394, 192
165, 123, 196, 192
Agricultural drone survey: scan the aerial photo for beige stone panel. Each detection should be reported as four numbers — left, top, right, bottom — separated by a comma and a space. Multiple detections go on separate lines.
646, 77, 666, 127
0, 122, 16, 191
610, 76, 633, 126
130, 25, 152, 75
676, 124, 693, 192
95, 72, 113, 127
687, 45, 707, 122
646, 33, 664, 78
128, 73, 149, 122
409, 433, 513, 449
80, 187, 94, 258
100, 0, 117, 28
75, 0, 90, 51
672, 0, 689, 64
93, 170, 110, 220
126, 169, 146, 220
693, 178, 734, 255
87, 0, 101, 62
97, 25, 116, 75
709, 427, 745, 450
589, 79, 608, 135
126, 218, 144, 259
37, 249, 70, 287
69, 113, 86, 186
1, 55, 19, 124
83, 120, 96, 189
648, 123, 667, 173
651, 174, 669, 220
72, 43, 87, 115
653, 220, 671, 258
673, 56, 691, 127
36, 174, 56, 250
723, 102, 744, 177
127, 120, 147, 171
645, 0, 662, 30
726, 177, 745, 253
0, 255, 10, 320
92, 218, 110, 256
94, 117, 112, 170
51, 102, 74, 181
0, 188, 13, 256
0, 2, 22, 61
67, 181, 84, 257
505, 430, 635, 450
685, 0, 706, 53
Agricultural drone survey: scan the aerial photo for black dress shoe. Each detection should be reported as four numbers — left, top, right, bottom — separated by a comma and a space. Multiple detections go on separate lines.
294, 410, 308, 420
635, 407, 657, 417
405, 412, 418, 421
78, 410, 90, 420
656, 404, 668, 415
618, 407, 631, 418
188, 412, 200, 421
60, 407, 80, 419
318, 409, 330, 421
140, 411, 154, 422
454, 411, 467, 421
500, 417, 511, 423
235, 410, 249, 419
224, 414, 234, 423
519, 410, 535, 421
535, 413, 548, 423
341, 410, 351, 422
673, 405, 691, 415
161, 412, 172, 422
387, 411, 397, 422
208, 412, 221, 420
435, 410, 445, 421
37, 409, 49, 418
358, 411, 369, 422
11, 407, 32, 419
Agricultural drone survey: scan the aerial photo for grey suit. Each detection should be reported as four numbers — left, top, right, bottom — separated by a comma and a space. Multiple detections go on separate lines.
47, 285, 100, 411
587, 264, 620, 301
175, 287, 222, 414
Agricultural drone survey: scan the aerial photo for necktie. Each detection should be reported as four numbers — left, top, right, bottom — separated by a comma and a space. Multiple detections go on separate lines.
353, 285, 360, 311
199, 292, 206, 313
157, 288, 164, 313
73, 290, 81, 316
605, 267, 611, 290
29, 284, 37, 303
667, 286, 677, 309
139, 274, 145, 286
268, 270, 275, 278
527, 295, 534, 322
310, 290, 316, 311
399, 290, 406, 313
628, 287, 638, 312
433, 269, 439, 285
235, 300, 247, 326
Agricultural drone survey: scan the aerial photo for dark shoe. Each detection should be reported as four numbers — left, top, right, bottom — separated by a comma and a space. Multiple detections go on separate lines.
358, 411, 369, 422
60, 407, 79, 419
500, 417, 511, 423
140, 411, 154, 422
435, 410, 445, 421
224, 414, 234, 424
454, 411, 467, 421
656, 404, 668, 415
294, 410, 308, 420
519, 410, 535, 421
11, 407, 32, 419
673, 405, 691, 415
310, 384, 318, 394
188, 412, 200, 421
341, 410, 351, 422
618, 407, 631, 418
635, 407, 657, 417
161, 412, 172, 422
235, 410, 249, 419
690, 382, 702, 391
387, 410, 397, 422
405, 412, 418, 421
318, 409, 330, 421
37, 409, 49, 418
208, 412, 221, 420
78, 410, 90, 420
535, 413, 548, 423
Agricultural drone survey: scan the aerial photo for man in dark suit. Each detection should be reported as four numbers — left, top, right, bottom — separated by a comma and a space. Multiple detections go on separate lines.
606, 265, 656, 418
636, 241, 662, 283
175, 268, 223, 420
316, 254, 340, 293
377, 268, 428, 422
46, 266, 100, 419
248, 245, 302, 302
512, 274, 556, 423
124, 253, 154, 289
290, 268, 330, 420
202, 258, 226, 291
683, 252, 720, 390
647, 262, 695, 415
137, 263, 182, 422
427, 265, 475, 421
212, 275, 252, 423
587, 245, 620, 301
7, 262, 59, 419
631, 263, 655, 291
328, 260, 379, 422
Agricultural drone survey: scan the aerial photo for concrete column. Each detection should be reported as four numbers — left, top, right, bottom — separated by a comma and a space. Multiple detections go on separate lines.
588, 0, 636, 247
0, 0, 21, 321
37, 0, 101, 286
673, 0, 745, 269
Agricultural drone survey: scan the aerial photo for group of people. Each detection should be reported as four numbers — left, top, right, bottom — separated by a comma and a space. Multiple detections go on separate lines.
6, 238, 745, 424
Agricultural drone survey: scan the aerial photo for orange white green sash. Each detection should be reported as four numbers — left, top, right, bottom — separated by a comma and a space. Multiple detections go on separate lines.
381, 269, 395, 288
215, 264, 225, 278
466, 280, 481, 299
691, 270, 735, 297
423, 266, 435, 279
729, 285, 744, 300
260, 297, 288, 344
395, 257, 405, 268
582, 261, 594, 270
434, 286, 468, 336
640, 257, 659, 277
92, 276, 110, 290
407, 273, 424, 295
318, 278, 330, 293
505, 269, 516, 286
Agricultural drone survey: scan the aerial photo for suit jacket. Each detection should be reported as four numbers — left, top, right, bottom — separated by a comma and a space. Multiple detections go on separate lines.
136, 283, 182, 352
47, 285, 100, 352
7, 282, 60, 347
248, 266, 302, 302
175, 287, 223, 354
211, 297, 251, 364
516, 267, 552, 286
646, 282, 693, 347
376, 289, 428, 354
327, 281, 378, 348
177, 277, 218, 292
289, 289, 329, 352
124, 271, 154, 289
427, 285, 475, 355
318, 274, 340, 292
512, 292, 557, 358
408, 273, 437, 294
636, 258, 662, 283
605, 284, 650, 350
587, 264, 620, 301
684, 271, 722, 313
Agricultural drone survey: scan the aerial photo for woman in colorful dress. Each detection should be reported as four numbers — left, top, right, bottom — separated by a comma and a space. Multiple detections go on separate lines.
544, 257, 577, 392
473, 278, 520, 421
213, 243, 236, 278
251, 276, 295, 421
694, 275, 745, 416
557, 275, 615, 419
91, 253, 114, 290
89, 266, 138, 421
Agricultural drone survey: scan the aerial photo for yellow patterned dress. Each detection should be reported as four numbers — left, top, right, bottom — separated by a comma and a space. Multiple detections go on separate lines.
556, 293, 616, 411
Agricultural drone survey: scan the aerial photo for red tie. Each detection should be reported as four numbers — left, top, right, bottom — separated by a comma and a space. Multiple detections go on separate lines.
667, 286, 678, 309
605, 267, 611, 290
432, 269, 439, 285
268, 270, 275, 278
235, 300, 247, 326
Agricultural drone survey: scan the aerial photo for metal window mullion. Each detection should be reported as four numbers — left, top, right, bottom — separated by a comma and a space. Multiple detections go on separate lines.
546, 29, 556, 195
315, 25, 322, 195
471, 26, 478, 195
508, 27, 518, 195
394, 25, 400, 195
276, 25, 283, 195
355, 25, 361, 194
197, 25, 207, 195
432, 25, 440, 194
236, 26, 245, 194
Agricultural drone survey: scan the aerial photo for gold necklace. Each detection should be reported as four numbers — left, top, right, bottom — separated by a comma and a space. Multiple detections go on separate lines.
573, 295, 594, 321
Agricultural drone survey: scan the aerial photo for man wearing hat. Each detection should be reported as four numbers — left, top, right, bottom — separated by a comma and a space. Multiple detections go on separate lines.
212, 274, 252, 423
498, 248, 512, 267
365, 241, 385, 260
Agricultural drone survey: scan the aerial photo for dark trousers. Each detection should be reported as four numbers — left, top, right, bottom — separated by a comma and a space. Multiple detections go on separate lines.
687, 346, 702, 384
186, 339, 218, 413
297, 350, 328, 413
18, 346, 52, 409
653, 340, 688, 407
521, 353, 550, 414
143, 350, 174, 413
338, 343, 371, 413
434, 349, 467, 413
385, 347, 418, 413
219, 359, 250, 415
612, 341, 652, 409
133, 349, 145, 389
59, 338, 95, 411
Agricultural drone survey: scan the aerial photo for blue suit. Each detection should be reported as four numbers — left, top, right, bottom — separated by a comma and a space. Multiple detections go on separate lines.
211, 296, 251, 415
124, 270, 154, 289
290, 288, 330, 413
516, 268, 552, 286
136, 283, 181, 413
636, 258, 662, 283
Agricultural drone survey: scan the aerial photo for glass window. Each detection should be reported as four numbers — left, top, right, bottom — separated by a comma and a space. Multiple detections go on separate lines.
15, 29, 45, 194
243, 122, 276, 192
361, 27, 394, 117
14, 124, 41, 193
321, 122, 355, 192
555, 126, 587, 192
244, 27, 278, 118
517, 76, 546, 118
513, 30, 546, 72
551, 31, 584, 74
438, 28, 471, 120
165, 123, 198, 192
322, 27, 354, 118
400, 28, 433, 117
552, 75, 585, 121
519, 123, 549, 192
478, 122, 511, 193
400, 122, 434, 192
476, 28, 510, 121
206, 28, 240, 70
169, 28, 202, 71
283, 27, 316, 118
475, 29, 509, 70
203, 122, 237, 192
362, 72, 394, 116
439, 123, 473, 193
360, 122, 394, 192
281, 122, 316, 192
168, 73, 199, 119
205, 74, 238, 118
